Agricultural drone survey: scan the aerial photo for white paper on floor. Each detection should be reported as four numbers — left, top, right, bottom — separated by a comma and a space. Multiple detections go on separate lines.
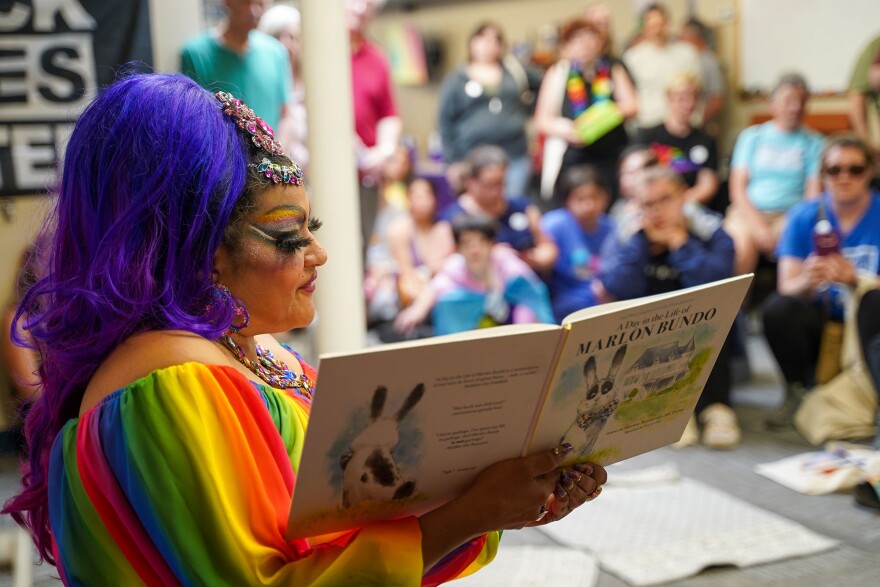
539, 465, 839, 586
755, 441, 880, 495
451, 545, 598, 587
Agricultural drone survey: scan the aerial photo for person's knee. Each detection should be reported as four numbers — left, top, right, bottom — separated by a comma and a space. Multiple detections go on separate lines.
762, 293, 802, 329
859, 289, 880, 316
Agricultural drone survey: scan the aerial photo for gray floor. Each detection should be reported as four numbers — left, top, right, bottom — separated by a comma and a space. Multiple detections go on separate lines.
0, 333, 877, 586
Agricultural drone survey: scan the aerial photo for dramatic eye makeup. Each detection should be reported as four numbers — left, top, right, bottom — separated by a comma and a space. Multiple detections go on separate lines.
248, 207, 322, 254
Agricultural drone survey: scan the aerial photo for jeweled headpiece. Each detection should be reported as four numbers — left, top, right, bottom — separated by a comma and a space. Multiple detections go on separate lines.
215, 91, 304, 186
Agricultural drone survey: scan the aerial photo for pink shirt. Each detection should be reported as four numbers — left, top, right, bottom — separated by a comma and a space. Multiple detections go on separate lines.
432, 244, 541, 324
351, 41, 398, 147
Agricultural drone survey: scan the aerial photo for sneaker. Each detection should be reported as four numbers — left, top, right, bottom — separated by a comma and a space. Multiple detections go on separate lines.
700, 403, 741, 450
766, 383, 808, 430
671, 414, 699, 449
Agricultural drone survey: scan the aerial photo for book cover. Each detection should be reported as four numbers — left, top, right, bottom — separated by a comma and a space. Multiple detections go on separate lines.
287, 275, 752, 539
528, 275, 752, 464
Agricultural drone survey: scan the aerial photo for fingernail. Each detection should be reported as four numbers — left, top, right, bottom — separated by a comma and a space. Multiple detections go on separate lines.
561, 443, 574, 453
569, 472, 582, 483
574, 463, 593, 475
555, 482, 568, 499
586, 486, 603, 501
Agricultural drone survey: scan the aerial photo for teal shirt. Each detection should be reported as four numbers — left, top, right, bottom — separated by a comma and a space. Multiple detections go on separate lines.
180, 30, 291, 130
731, 121, 824, 212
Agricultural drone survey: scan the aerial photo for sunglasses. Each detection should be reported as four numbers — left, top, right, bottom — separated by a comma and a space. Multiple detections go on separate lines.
825, 164, 867, 177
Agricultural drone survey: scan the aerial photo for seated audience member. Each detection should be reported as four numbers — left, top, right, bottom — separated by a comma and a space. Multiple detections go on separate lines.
540, 166, 615, 322
439, 145, 558, 274
366, 178, 449, 340
534, 17, 637, 205
609, 144, 659, 222
389, 178, 449, 308
762, 135, 880, 430
636, 71, 719, 208
725, 73, 824, 275
395, 215, 554, 336
622, 2, 700, 130
598, 166, 739, 449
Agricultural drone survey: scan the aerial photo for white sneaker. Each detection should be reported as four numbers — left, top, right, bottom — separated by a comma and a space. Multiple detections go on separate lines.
671, 414, 699, 449
700, 403, 741, 450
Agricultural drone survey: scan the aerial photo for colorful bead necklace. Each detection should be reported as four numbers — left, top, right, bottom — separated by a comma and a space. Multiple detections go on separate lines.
566, 58, 614, 118
220, 334, 314, 399
566, 66, 589, 117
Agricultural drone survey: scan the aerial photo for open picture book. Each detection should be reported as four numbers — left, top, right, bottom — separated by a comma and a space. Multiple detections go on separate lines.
287, 275, 753, 539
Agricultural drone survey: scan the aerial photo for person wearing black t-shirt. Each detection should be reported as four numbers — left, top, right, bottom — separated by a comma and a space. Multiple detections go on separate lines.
636, 71, 720, 209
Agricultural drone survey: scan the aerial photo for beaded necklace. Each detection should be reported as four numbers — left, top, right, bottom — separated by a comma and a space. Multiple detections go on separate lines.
220, 334, 314, 399
566, 58, 614, 118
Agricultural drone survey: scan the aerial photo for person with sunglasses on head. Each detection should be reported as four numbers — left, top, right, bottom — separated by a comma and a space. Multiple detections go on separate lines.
762, 134, 880, 431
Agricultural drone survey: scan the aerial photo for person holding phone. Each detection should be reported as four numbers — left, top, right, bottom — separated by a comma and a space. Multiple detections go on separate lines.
763, 135, 880, 429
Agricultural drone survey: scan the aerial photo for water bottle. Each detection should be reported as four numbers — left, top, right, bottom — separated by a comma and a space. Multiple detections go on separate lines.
813, 219, 840, 256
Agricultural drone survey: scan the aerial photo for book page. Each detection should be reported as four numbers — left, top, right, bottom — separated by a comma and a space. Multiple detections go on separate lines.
287, 326, 565, 539
529, 276, 752, 465
319, 322, 560, 359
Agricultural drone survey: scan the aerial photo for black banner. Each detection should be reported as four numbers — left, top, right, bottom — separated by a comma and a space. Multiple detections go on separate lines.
0, 0, 153, 196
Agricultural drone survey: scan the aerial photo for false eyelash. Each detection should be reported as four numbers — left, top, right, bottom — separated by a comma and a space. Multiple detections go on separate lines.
308, 216, 323, 232
275, 235, 313, 254
250, 225, 312, 254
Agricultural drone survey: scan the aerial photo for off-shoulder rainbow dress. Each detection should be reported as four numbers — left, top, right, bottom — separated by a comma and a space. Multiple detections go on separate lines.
48, 354, 499, 585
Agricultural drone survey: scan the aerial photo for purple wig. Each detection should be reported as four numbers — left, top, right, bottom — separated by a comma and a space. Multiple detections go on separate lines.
1, 73, 273, 561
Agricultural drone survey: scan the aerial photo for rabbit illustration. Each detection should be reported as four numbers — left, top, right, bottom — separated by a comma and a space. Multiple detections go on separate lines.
340, 383, 425, 508
560, 344, 628, 457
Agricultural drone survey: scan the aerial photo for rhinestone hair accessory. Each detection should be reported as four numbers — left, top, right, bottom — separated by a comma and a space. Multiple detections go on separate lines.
215, 91, 304, 186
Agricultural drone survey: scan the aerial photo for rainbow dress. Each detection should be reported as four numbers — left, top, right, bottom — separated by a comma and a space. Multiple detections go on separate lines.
48, 353, 499, 585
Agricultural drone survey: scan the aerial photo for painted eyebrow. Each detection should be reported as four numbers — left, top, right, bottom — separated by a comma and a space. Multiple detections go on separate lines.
255, 205, 308, 225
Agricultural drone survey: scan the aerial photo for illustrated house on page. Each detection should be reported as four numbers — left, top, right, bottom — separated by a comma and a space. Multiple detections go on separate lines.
622, 337, 696, 399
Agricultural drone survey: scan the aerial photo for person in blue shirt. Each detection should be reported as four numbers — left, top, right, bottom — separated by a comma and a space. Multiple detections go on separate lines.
763, 135, 880, 430
725, 73, 824, 275
598, 165, 739, 449
540, 165, 614, 322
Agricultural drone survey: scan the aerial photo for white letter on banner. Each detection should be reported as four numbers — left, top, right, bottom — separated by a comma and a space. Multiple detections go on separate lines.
33, 0, 96, 32
11, 124, 55, 191
0, 2, 30, 33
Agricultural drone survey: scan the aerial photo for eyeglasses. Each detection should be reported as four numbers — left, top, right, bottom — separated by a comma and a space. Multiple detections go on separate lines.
825, 164, 867, 177
638, 193, 676, 213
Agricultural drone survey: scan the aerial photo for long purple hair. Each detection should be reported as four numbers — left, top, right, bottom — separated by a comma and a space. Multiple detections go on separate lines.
1, 73, 264, 561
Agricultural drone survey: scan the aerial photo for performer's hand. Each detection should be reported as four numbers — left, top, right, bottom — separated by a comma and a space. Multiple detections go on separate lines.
459, 444, 576, 532
528, 461, 608, 526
